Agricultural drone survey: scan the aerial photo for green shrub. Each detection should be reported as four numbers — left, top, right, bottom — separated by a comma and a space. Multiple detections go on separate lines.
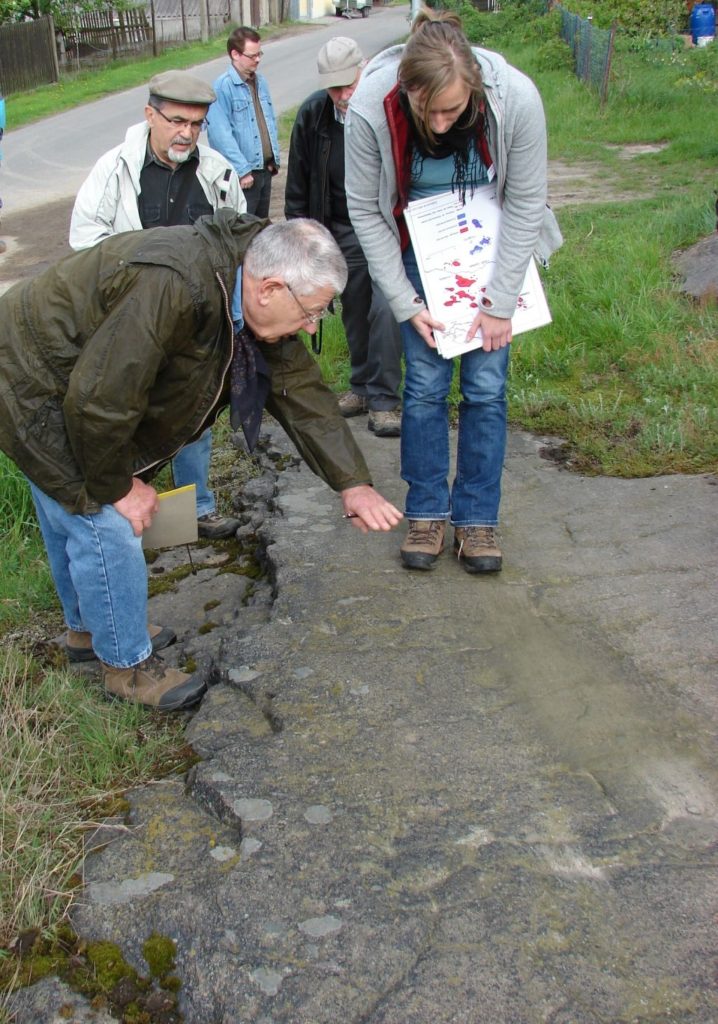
532, 35, 576, 72
562, 0, 687, 35
459, 2, 562, 49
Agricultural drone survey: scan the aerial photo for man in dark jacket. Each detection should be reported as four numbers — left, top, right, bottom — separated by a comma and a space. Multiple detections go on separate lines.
285, 38, 402, 438
0, 211, 402, 711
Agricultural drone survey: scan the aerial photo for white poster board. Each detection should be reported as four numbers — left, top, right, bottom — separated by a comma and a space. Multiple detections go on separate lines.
403, 185, 552, 359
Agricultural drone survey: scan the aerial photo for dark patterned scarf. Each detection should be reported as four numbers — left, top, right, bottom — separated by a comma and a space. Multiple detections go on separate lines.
398, 89, 488, 205
229, 324, 270, 452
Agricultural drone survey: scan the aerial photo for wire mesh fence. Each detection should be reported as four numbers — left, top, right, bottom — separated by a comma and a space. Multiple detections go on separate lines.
557, 5, 616, 104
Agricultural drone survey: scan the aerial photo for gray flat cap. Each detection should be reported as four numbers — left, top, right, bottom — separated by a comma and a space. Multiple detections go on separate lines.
148, 70, 216, 105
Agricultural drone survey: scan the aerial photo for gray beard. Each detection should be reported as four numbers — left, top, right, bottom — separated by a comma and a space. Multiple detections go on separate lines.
167, 145, 192, 164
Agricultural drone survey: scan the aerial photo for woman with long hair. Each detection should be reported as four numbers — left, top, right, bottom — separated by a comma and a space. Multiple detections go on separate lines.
345, 8, 562, 573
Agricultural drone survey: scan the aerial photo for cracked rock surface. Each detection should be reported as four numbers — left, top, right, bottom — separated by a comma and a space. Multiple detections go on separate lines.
11, 421, 718, 1024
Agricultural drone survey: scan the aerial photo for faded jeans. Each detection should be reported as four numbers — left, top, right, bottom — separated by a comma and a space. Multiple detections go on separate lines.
172, 428, 214, 518
29, 481, 152, 668
401, 250, 509, 526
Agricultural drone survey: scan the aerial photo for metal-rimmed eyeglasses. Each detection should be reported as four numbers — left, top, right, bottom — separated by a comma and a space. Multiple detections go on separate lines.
285, 282, 331, 326
240, 49, 263, 60
153, 107, 206, 131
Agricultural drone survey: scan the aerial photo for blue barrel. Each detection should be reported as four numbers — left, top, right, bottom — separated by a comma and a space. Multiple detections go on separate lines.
690, 3, 716, 45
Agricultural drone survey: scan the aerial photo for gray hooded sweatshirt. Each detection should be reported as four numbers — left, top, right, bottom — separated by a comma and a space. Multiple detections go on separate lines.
345, 44, 563, 323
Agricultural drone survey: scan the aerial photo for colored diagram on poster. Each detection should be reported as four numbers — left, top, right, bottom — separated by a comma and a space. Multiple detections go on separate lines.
403, 185, 552, 359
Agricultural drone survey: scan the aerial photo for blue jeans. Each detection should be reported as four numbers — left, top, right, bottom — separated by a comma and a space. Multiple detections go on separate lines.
401, 251, 509, 526
172, 428, 214, 518
242, 168, 272, 219
29, 482, 152, 668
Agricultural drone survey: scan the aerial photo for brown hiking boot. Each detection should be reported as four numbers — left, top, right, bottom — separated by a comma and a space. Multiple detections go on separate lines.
102, 654, 208, 710
454, 526, 502, 574
338, 391, 368, 417
63, 624, 176, 663
197, 512, 241, 539
368, 408, 402, 437
400, 519, 446, 570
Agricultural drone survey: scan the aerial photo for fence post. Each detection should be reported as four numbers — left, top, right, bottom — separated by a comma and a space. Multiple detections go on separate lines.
601, 24, 616, 106
149, 0, 158, 56
46, 13, 60, 83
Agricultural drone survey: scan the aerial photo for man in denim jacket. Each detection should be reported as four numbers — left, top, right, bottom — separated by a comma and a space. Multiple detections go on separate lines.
207, 27, 280, 218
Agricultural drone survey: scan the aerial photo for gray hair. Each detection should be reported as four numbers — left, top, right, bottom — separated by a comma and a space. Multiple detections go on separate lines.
244, 219, 348, 296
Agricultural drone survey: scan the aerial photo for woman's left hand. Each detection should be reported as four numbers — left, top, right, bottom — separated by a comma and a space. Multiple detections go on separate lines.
466, 310, 513, 352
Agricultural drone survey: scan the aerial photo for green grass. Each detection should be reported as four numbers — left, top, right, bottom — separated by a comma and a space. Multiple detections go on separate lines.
0, 455, 59, 639
302, 307, 353, 393
509, 194, 718, 474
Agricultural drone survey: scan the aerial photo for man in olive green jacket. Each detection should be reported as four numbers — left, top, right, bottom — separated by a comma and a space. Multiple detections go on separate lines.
0, 211, 401, 710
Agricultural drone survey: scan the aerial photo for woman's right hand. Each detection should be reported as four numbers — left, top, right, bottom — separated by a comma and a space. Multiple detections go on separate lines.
409, 309, 445, 350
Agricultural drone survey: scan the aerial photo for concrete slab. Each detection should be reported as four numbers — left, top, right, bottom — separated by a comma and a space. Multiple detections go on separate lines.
27, 419, 714, 1024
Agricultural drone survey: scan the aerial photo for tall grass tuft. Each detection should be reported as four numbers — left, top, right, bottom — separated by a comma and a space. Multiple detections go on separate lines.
0, 648, 186, 948
0, 455, 58, 637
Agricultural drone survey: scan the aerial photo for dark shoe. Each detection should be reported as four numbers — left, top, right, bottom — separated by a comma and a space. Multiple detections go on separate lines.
63, 623, 176, 663
197, 512, 241, 539
102, 654, 207, 710
454, 526, 502, 574
338, 391, 368, 418
400, 519, 446, 570
368, 408, 401, 437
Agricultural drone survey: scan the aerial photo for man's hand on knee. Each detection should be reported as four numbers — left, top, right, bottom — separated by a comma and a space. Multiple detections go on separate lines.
113, 478, 160, 536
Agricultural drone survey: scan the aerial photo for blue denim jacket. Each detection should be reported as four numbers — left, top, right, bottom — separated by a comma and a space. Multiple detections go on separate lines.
207, 66, 279, 178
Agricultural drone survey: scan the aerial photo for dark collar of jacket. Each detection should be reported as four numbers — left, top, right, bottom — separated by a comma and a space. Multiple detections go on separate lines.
305, 90, 336, 135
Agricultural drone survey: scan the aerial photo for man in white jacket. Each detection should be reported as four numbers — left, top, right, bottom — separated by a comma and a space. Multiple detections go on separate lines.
70, 70, 247, 539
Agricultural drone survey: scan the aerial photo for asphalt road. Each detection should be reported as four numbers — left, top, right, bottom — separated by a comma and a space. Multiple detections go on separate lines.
1, 4, 409, 214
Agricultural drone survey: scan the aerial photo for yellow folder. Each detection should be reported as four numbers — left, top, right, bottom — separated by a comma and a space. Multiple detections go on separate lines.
141, 484, 198, 549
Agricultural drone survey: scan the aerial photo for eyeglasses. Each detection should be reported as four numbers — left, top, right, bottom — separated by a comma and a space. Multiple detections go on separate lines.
285, 283, 331, 325
153, 107, 205, 131
240, 50, 263, 60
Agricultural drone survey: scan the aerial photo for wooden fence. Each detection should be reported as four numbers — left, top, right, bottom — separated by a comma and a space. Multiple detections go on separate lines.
0, 16, 59, 95
0, 0, 245, 95
64, 7, 153, 61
